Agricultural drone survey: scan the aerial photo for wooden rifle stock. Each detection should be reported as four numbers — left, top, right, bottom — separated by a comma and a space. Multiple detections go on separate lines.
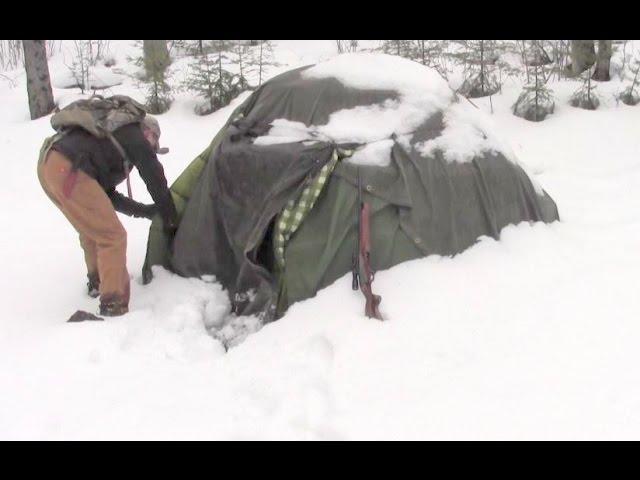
358, 202, 383, 320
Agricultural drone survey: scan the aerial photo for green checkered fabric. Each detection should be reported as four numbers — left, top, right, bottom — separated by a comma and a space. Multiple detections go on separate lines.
274, 148, 352, 269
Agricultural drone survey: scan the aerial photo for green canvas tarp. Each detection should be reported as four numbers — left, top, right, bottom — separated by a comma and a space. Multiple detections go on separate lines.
143, 63, 559, 321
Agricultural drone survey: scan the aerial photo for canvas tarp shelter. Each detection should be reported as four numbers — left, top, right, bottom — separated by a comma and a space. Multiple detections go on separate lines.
143, 62, 559, 321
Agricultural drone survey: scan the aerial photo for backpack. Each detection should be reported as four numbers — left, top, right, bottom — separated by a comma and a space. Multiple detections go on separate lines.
50, 95, 148, 199
51, 94, 147, 138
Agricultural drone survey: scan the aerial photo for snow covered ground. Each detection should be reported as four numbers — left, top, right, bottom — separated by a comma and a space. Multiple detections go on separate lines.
1, 40, 640, 440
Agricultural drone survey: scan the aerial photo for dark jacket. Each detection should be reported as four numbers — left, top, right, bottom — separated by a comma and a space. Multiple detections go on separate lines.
50, 123, 177, 229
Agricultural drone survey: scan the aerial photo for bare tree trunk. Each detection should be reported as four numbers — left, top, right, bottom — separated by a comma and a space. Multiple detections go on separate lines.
480, 40, 485, 93
592, 40, 612, 81
143, 40, 170, 79
570, 40, 596, 77
22, 40, 55, 120
259, 41, 263, 85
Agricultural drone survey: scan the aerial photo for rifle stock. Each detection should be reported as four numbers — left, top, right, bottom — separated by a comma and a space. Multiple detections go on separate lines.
358, 202, 383, 321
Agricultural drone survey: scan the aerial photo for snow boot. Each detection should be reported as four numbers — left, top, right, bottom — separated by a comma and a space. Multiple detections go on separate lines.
99, 300, 128, 317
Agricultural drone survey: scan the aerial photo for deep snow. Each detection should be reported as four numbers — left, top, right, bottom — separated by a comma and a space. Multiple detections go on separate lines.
1, 41, 640, 440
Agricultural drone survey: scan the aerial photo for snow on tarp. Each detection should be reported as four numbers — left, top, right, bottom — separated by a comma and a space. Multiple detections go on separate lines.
416, 100, 517, 164
254, 53, 454, 164
163, 52, 559, 323
253, 53, 531, 172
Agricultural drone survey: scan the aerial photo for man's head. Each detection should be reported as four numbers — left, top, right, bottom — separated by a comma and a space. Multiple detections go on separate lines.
141, 116, 169, 155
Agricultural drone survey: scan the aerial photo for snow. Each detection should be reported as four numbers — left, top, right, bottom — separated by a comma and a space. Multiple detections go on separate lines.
50, 64, 124, 90
347, 139, 395, 167
302, 52, 450, 98
256, 53, 455, 153
416, 98, 518, 164
256, 53, 534, 171
253, 119, 326, 145
2, 40, 640, 440
305, 53, 454, 146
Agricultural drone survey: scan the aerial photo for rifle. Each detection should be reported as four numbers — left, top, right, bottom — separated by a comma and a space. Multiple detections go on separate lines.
352, 169, 384, 321
352, 170, 361, 292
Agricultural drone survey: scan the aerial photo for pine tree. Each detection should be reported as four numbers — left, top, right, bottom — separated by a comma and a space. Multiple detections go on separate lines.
128, 40, 173, 114
182, 40, 244, 115
570, 65, 600, 110
453, 40, 501, 98
619, 56, 640, 106
512, 40, 555, 122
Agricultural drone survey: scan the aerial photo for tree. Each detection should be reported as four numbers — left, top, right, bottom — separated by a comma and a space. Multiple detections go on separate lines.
512, 41, 555, 122
548, 40, 570, 81
143, 40, 171, 79
336, 40, 359, 53
142, 40, 173, 114
129, 40, 173, 114
182, 40, 244, 115
232, 41, 251, 89
569, 40, 596, 77
0, 40, 23, 70
413, 40, 451, 79
68, 40, 91, 93
380, 40, 413, 57
248, 40, 275, 86
453, 40, 501, 98
619, 56, 640, 106
570, 65, 600, 110
593, 40, 612, 81
22, 40, 55, 120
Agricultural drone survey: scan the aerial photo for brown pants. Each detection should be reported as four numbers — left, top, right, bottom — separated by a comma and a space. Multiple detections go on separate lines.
38, 149, 130, 307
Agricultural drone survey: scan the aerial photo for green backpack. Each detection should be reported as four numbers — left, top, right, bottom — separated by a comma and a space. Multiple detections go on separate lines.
50, 95, 148, 198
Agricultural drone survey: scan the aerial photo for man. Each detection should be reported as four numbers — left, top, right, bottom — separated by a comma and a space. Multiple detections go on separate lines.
38, 115, 178, 317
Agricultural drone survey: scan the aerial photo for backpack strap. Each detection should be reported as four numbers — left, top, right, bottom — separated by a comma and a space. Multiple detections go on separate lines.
106, 131, 134, 200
